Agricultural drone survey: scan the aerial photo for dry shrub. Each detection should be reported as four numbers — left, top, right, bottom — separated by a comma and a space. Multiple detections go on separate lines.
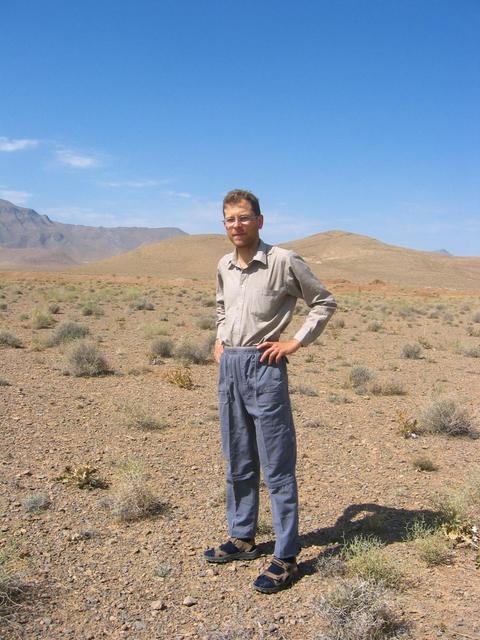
22, 494, 51, 512
149, 337, 173, 362
0, 538, 27, 617
420, 398, 477, 438
401, 343, 422, 359
64, 341, 111, 377
163, 367, 193, 389
48, 321, 89, 346
174, 337, 213, 364
124, 405, 167, 431
129, 298, 154, 311
368, 320, 383, 332
316, 577, 410, 640
346, 366, 375, 391
412, 456, 438, 472
0, 332, 22, 349
196, 316, 216, 330
108, 462, 163, 523
466, 325, 480, 338
291, 384, 318, 396
368, 379, 406, 396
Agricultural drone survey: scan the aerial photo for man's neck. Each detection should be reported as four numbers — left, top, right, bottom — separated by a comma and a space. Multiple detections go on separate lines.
236, 240, 260, 269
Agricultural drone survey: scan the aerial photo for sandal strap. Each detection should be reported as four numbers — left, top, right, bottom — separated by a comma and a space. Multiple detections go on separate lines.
213, 537, 255, 557
260, 557, 297, 585
228, 537, 255, 552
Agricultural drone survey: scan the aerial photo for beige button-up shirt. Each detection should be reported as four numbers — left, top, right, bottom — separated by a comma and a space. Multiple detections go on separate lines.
216, 239, 336, 347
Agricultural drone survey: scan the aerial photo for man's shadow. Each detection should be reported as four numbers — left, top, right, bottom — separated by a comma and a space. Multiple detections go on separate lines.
257, 501, 444, 579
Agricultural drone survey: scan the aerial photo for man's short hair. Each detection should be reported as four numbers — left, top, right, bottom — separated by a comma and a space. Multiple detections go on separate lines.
223, 189, 261, 217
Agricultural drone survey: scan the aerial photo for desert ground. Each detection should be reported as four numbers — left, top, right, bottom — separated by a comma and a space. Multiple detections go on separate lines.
1, 270, 480, 640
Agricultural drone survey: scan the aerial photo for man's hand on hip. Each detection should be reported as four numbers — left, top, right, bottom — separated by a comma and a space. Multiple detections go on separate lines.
214, 339, 224, 364
257, 339, 301, 364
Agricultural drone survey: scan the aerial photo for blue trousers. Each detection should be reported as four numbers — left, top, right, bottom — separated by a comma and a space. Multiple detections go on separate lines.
219, 347, 300, 559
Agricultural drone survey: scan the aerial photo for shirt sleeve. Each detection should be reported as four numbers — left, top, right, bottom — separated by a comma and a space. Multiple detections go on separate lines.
215, 266, 226, 343
286, 252, 337, 346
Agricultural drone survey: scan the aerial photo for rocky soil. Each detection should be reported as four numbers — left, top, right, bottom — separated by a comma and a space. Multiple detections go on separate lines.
1, 273, 479, 639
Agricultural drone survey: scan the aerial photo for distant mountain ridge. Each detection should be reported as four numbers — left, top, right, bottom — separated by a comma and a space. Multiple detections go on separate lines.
0, 199, 186, 265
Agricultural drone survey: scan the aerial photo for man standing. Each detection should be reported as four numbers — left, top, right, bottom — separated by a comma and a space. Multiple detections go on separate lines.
204, 189, 336, 593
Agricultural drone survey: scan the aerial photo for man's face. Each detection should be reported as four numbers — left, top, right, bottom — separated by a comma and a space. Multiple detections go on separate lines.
223, 199, 263, 250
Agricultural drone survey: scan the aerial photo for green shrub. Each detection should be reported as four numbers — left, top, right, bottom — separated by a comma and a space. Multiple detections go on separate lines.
340, 536, 402, 588
31, 310, 55, 329
407, 519, 453, 566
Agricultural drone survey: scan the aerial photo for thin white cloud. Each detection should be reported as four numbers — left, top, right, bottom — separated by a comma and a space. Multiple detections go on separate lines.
101, 179, 161, 188
164, 190, 192, 199
0, 190, 33, 205
0, 137, 40, 152
55, 149, 99, 168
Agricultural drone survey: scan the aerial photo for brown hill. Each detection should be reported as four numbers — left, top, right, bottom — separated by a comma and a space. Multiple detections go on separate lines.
73, 230, 480, 290
73, 234, 232, 279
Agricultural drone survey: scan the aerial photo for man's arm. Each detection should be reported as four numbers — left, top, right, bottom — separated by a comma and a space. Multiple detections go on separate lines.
257, 252, 336, 364
214, 268, 225, 364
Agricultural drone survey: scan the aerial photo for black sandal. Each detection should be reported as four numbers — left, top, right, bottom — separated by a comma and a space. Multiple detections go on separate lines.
253, 557, 298, 594
204, 537, 260, 563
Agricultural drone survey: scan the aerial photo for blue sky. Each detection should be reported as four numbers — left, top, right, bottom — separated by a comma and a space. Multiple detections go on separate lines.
1, 0, 479, 255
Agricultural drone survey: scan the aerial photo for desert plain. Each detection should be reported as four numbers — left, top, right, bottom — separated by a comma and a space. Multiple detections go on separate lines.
1, 233, 480, 640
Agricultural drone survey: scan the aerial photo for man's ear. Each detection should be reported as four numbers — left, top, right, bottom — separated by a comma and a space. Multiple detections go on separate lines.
257, 215, 264, 230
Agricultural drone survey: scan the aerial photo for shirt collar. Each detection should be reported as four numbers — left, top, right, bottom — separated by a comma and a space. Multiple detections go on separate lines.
228, 239, 268, 268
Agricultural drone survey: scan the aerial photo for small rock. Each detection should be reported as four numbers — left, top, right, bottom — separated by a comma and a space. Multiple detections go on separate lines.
183, 596, 197, 606
151, 600, 166, 611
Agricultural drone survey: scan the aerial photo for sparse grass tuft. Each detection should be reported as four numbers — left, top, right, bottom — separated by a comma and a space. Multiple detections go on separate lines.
291, 384, 318, 396
466, 325, 480, 337
163, 367, 194, 389
107, 461, 164, 522
31, 310, 55, 329
0, 378, 11, 386
64, 341, 111, 377
420, 398, 477, 438
431, 475, 480, 544
340, 536, 402, 588
47, 302, 60, 314
81, 301, 104, 317
407, 519, 453, 566
124, 406, 167, 431
368, 320, 383, 332
401, 343, 422, 359
412, 456, 438, 472
315, 577, 410, 640
303, 418, 328, 429
0, 331, 22, 348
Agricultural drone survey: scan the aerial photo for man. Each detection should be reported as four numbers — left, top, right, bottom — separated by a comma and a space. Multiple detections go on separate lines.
204, 189, 336, 593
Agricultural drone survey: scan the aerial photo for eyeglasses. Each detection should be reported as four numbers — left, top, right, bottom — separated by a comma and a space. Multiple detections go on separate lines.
223, 215, 258, 227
